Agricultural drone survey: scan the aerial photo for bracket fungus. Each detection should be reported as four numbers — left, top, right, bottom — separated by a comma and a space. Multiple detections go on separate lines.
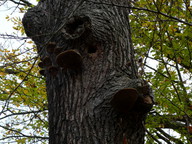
46, 42, 56, 53
42, 56, 52, 67
133, 95, 154, 113
48, 66, 59, 76
38, 61, 44, 68
56, 49, 82, 70
39, 69, 45, 76
54, 47, 63, 55
111, 88, 139, 114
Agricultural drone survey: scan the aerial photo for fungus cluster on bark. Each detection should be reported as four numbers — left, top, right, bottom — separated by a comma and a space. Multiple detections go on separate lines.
111, 84, 153, 115
38, 42, 83, 76
36, 15, 94, 76
36, 14, 154, 115
111, 88, 139, 114
37, 15, 98, 77
46, 42, 56, 53
54, 47, 63, 55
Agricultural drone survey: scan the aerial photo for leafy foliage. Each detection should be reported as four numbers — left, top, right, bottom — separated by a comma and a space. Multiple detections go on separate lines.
0, 0, 191, 143
0, 1, 48, 143
130, 0, 192, 143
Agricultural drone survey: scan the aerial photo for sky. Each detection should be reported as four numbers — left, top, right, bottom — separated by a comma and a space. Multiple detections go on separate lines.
0, 1, 24, 33
0, 2, 25, 67
0, 0, 37, 35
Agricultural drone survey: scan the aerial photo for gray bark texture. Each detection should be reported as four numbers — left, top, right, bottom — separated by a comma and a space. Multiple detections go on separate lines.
22, 0, 154, 144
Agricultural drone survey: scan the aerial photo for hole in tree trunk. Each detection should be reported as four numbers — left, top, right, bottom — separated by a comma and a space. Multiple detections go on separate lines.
66, 19, 84, 34
88, 45, 97, 53
65, 16, 90, 35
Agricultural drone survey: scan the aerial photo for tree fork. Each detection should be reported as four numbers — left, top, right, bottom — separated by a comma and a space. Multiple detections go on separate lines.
22, 0, 154, 143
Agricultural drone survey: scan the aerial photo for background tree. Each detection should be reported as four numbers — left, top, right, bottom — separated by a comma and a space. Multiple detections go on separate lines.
0, 0, 191, 143
0, 1, 48, 143
129, 0, 192, 143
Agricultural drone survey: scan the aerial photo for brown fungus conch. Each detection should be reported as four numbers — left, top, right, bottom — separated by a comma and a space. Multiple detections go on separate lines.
46, 42, 56, 53
54, 47, 63, 55
133, 95, 154, 113
42, 56, 52, 67
39, 69, 46, 76
111, 88, 139, 114
48, 66, 58, 76
56, 50, 82, 70
38, 61, 44, 68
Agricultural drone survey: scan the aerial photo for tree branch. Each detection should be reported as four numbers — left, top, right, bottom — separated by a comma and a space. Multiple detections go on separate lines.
155, 131, 172, 144
9, 0, 32, 7
0, 34, 28, 40
145, 129, 162, 144
0, 125, 48, 139
0, 57, 38, 116
156, 128, 184, 144
87, 0, 192, 26
0, 109, 47, 120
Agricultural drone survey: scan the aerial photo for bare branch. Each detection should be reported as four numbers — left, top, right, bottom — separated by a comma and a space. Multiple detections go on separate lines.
9, 0, 32, 7
87, 0, 192, 26
145, 129, 162, 144
0, 34, 29, 40
0, 109, 47, 120
156, 128, 184, 144
155, 131, 172, 144
0, 125, 48, 140
0, 57, 38, 116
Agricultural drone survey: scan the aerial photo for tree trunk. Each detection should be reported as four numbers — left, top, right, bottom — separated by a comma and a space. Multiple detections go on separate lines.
22, 0, 154, 143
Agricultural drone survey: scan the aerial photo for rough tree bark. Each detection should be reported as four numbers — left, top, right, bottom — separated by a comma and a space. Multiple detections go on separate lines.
22, 0, 154, 143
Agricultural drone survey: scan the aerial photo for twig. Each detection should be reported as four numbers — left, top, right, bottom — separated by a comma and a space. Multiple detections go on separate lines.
9, 0, 32, 7
87, 0, 192, 26
0, 57, 38, 116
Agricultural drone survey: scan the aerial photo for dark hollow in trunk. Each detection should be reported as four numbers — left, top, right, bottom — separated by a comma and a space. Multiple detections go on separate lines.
23, 0, 154, 143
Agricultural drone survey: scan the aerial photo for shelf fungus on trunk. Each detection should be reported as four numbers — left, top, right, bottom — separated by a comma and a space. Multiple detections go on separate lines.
111, 82, 154, 115
54, 46, 63, 55
56, 49, 82, 70
111, 88, 139, 114
134, 84, 154, 113
39, 69, 46, 76
133, 94, 154, 114
48, 66, 59, 76
46, 42, 56, 53
38, 61, 45, 68
42, 56, 52, 67
38, 61, 46, 76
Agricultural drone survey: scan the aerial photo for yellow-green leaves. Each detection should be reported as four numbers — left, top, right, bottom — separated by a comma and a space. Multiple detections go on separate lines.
0, 3, 48, 143
130, 0, 192, 143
